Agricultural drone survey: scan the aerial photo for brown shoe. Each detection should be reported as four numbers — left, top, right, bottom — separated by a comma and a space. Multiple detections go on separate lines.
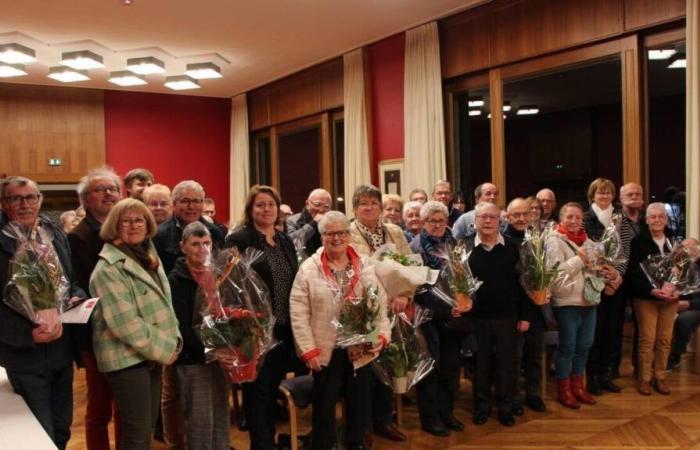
374, 423, 407, 442
653, 379, 671, 395
638, 381, 652, 396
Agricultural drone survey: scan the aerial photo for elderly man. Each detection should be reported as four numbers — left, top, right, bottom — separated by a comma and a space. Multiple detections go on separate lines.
286, 188, 332, 255
1, 176, 86, 450
123, 168, 154, 201
503, 198, 548, 413
431, 180, 461, 226
536, 189, 558, 222
468, 202, 536, 427
453, 182, 502, 240
143, 184, 173, 226
408, 188, 428, 204
68, 166, 124, 450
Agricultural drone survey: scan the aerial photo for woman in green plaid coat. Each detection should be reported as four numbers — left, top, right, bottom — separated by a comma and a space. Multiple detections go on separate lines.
90, 198, 182, 450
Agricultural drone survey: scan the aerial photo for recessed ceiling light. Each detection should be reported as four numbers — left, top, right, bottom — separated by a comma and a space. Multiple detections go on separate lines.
108, 71, 147, 86
48, 66, 90, 83
0, 63, 27, 78
61, 50, 104, 70
468, 96, 484, 107
487, 113, 507, 119
127, 57, 165, 75
668, 55, 686, 69
648, 49, 677, 60
0, 43, 36, 64
503, 102, 512, 112
516, 106, 539, 115
185, 62, 222, 80
164, 75, 200, 91
468, 109, 481, 116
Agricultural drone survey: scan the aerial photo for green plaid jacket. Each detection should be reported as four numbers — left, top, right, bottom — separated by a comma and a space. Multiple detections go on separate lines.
90, 243, 181, 373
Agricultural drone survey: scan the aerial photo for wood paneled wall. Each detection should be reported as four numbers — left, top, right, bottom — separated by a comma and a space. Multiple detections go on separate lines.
248, 58, 343, 131
441, 0, 685, 79
0, 83, 105, 183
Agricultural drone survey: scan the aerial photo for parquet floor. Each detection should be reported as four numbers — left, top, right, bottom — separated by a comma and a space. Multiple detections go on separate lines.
67, 351, 700, 450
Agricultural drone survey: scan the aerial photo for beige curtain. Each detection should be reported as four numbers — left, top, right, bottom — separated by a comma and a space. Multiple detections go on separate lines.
229, 93, 249, 226
404, 22, 446, 195
343, 48, 372, 215
687, 0, 700, 239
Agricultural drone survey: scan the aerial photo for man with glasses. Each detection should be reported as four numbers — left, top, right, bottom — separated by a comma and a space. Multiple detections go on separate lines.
536, 189, 558, 222
68, 166, 124, 450
431, 180, 461, 227
453, 182, 504, 240
286, 188, 332, 255
1, 176, 86, 450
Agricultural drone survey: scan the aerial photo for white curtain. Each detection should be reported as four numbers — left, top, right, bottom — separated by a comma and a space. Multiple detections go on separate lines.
687, 0, 700, 239
343, 48, 372, 215
404, 22, 446, 195
229, 93, 249, 226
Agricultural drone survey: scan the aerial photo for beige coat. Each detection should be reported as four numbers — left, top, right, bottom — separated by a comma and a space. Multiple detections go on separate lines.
289, 247, 391, 368
349, 221, 410, 257
547, 235, 588, 308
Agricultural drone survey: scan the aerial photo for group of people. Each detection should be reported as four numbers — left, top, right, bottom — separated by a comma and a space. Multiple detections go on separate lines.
0, 167, 699, 450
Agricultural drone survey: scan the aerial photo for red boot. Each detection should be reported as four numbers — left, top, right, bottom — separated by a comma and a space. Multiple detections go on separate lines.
571, 374, 596, 405
557, 378, 580, 409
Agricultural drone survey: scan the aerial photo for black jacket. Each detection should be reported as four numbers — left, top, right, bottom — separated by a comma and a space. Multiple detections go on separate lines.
626, 232, 673, 300
0, 215, 86, 371
168, 257, 206, 365
154, 216, 225, 275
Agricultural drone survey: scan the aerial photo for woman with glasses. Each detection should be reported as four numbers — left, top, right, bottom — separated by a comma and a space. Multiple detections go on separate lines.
409, 200, 470, 436
290, 211, 390, 450
90, 198, 182, 450
143, 184, 173, 225
225, 185, 300, 450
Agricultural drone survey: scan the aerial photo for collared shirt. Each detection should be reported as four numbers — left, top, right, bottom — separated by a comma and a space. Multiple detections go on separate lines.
475, 233, 505, 252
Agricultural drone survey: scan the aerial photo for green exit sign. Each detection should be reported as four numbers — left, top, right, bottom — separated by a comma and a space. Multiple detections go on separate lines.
48, 158, 62, 166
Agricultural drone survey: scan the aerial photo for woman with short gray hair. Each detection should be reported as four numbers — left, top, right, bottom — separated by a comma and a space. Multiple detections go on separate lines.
402, 201, 423, 243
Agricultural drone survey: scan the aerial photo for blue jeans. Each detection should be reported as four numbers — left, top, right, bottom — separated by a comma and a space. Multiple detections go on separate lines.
553, 306, 596, 380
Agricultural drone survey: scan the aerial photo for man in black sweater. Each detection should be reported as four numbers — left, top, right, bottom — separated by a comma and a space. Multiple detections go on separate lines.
468, 202, 537, 427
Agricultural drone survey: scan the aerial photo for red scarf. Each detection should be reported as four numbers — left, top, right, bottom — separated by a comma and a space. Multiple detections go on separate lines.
556, 223, 588, 246
320, 246, 363, 299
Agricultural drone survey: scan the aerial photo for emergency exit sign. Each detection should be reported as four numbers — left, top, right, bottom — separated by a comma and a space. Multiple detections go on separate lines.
48, 158, 62, 166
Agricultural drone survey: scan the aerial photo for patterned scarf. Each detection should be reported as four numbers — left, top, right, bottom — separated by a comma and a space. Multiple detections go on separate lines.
418, 228, 455, 270
355, 219, 385, 252
320, 245, 363, 299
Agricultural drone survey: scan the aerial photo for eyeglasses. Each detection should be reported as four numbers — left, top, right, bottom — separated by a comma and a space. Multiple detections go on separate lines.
476, 214, 499, 221
178, 198, 204, 206
309, 200, 330, 211
323, 230, 349, 238
509, 212, 529, 219
91, 186, 120, 195
120, 217, 147, 228
3, 193, 42, 206
147, 201, 170, 208
426, 218, 447, 226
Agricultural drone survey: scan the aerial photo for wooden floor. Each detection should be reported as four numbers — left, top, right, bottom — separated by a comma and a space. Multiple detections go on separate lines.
66, 356, 700, 450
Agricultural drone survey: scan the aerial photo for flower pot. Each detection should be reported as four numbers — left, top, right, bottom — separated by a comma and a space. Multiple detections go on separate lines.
454, 293, 473, 311
221, 345, 259, 383
530, 289, 550, 306
392, 376, 408, 394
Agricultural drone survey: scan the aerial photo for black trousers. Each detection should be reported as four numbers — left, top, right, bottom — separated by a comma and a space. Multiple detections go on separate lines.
242, 325, 298, 450
371, 373, 395, 427
474, 316, 519, 415
311, 349, 372, 450
7, 364, 73, 450
520, 313, 544, 399
106, 362, 162, 450
586, 289, 627, 377
415, 328, 461, 426
672, 309, 700, 355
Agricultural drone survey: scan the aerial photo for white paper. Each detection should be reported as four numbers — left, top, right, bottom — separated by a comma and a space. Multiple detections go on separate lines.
60, 298, 99, 324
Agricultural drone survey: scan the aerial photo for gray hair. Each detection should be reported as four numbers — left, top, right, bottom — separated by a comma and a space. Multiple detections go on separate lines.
475, 201, 500, 216
181, 221, 211, 243
172, 180, 205, 201
419, 200, 448, 220
308, 188, 332, 201
142, 184, 171, 203
318, 211, 349, 234
351, 184, 382, 209
1, 176, 39, 199
403, 200, 422, 218
77, 166, 122, 205
646, 202, 667, 217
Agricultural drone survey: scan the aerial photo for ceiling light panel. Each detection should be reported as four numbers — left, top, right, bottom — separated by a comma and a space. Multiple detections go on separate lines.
108, 71, 147, 86
48, 66, 90, 83
0, 43, 36, 64
61, 50, 104, 70
468, 97, 484, 107
648, 49, 677, 60
468, 109, 481, 116
668, 55, 686, 69
164, 75, 200, 91
127, 56, 165, 75
185, 62, 222, 80
0, 63, 27, 78
516, 106, 540, 116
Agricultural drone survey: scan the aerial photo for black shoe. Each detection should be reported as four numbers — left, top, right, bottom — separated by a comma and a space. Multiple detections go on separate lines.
524, 396, 546, 412
512, 404, 524, 416
599, 375, 622, 393
421, 419, 450, 437
587, 375, 603, 396
609, 366, 621, 379
498, 413, 515, 427
441, 415, 465, 432
667, 353, 681, 371
472, 412, 488, 426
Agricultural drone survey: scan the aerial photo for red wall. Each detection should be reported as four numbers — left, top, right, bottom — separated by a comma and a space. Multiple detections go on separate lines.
368, 34, 405, 185
104, 91, 231, 222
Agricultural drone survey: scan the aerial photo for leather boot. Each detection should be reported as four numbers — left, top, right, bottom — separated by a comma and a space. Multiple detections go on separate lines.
571, 374, 596, 405
557, 378, 580, 409
599, 371, 622, 393
586, 374, 603, 395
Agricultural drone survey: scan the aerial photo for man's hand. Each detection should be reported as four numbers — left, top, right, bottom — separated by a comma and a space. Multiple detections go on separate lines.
391, 296, 409, 313
678, 300, 690, 312
517, 320, 530, 333
33, 309, 63, 343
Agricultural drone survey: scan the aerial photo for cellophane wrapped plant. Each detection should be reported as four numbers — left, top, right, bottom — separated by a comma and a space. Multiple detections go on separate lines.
519, 222, 562, 305
640, 242, 700, 297
371, 243, 439, 300
2, 222, 69, 324
332, 285, 381, 347
193, 247, 275, 384
583, 214, 624, 270
436, 242, 482, 310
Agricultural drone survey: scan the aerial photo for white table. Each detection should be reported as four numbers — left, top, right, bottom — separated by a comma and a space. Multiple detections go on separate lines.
0, 367, 57, 450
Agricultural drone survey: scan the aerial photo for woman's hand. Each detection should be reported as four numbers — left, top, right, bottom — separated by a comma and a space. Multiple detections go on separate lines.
651, 288, 679, 302
577, 247, 590, 266
33, 309, 63, 343
517, 320, 530, 333
213, 348, 235, 366
391, 296, 409, 313
306, 356, 322, 372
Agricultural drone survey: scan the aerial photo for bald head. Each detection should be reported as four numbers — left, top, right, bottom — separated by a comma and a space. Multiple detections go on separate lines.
507, 197, 530, 231
536, 188, 556, 219
306, 188, 332, 217
475, 182, 498, 204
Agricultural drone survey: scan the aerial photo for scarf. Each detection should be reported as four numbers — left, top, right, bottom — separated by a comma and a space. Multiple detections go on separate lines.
320, 245, 363, 299
418, 228, 455, 270
556, 223, 587, 247
355, 219, 385, 252
591, 203, 613, 228
114, 238, 163, 290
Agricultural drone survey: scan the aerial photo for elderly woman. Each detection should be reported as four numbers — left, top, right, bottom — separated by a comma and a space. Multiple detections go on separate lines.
409, 201, 470, 436
349, 184, 410, 442
548, 202, 600, 409
626, 203, 678, 395
90, 198, 182, 450
402, 200, 424, 243
224, 185, 299, 450
382, 194, 403, 226
168, 222, 230, 450
143, 183, 173, 226
583, 178, 628, 395
526, 195, 543, 225
290, 211, 390, 450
